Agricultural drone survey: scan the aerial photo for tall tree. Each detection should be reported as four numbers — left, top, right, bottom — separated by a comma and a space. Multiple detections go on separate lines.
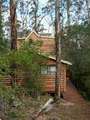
10, 0, 17, 86
67, 0, 70, 26
10, 0, 17, 51
54, 0, 61, 102
32, 0, 38, 32
29, 0, 45, 34
86, 0, 90, 24
18, 0, 45, 35
0, 0, 8, 54
0, 0, 2, 42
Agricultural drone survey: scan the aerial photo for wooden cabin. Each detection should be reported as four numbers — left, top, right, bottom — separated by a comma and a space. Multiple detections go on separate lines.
41, 56, 71, 93
17, 30, 72, 93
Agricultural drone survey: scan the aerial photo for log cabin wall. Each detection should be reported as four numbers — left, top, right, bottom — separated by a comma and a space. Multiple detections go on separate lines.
28, 32, 55, 54
17, 31, 55, 54
0, 62, 66, 93
43, 58, 66, 93
0, 76, 27, 87
0, 31, 68, 93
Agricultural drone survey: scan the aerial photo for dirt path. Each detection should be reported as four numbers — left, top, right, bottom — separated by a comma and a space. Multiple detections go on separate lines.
62, 80, 84, 102
36, 100, 90, 120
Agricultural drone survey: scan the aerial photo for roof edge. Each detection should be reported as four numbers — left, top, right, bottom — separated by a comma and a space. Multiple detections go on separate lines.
25, 30, 55, 42
18, 38, 26, 40
48, 56, 72, 65
38, 53, 72, 65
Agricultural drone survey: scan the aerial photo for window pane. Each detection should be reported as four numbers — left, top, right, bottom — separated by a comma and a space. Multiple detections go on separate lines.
41, 69, 47, 75
48, 66, 56, 75
41, 66, 56, 75
50, 66, 56, 72
41, 66, 48, 75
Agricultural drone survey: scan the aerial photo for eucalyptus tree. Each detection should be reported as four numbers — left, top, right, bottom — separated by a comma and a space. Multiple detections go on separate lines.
17, 0, 45, 35
0, 0, 3, 43
10, 0, 17, 51
0, 0, 8, 54
67, 0, 71, 26
54, 0, 62, 102
86, 0, 90, 24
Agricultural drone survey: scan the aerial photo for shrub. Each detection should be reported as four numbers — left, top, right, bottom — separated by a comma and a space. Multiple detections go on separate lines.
0, 41, 46, 98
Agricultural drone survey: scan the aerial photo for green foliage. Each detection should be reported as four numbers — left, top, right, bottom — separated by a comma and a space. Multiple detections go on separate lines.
0, 41, 45, 98
0, 41, 46, 118
0, 84, 24, 119
17, 0, 45, 35
8, 111, 20, 118
0, 85, 20, 105
62, 24, 90, 100
18, 28, 31, 38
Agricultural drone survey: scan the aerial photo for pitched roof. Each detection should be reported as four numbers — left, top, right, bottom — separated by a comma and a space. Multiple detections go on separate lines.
17, 31, 72, 65
48, 56, 72, 65
38, 53, 72, 65
25, 30, 55, 42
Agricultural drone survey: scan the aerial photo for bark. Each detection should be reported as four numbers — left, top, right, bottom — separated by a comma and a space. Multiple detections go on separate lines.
10, 0, 17, 86
86, 0, 90, 24
35, 7, 37, 32
54, 0, 61, 102
0, 0, 1, 14
0, 0, 3, 44
67, 0, 70, 26
0, 1, 2, 29
34, 0, 39, 33
10, 0, 17, 51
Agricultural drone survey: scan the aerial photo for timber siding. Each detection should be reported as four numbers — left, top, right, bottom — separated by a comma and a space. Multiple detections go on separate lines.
18, 31, 55, 54
44, 63, 66, 93
1, 63, 66, 93
17, 31, 71, 93
0, 30, 71, 93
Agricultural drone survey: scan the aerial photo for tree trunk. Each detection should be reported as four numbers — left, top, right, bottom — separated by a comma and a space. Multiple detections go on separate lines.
86, 0, 90, 24
0, 0, 3, 48
54, 0, 61, 103
0, 0, 1, 17
67, 0, 70, 26
0, 0, 2, 32
10, 0, 17, 51
35, 8, 37, 32
34, 1, 39, 33
10, 0, 17, 86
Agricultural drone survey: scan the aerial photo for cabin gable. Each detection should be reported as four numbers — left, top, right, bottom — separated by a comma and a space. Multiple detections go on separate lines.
16, 31, 72, 93
17, 30, 55, 54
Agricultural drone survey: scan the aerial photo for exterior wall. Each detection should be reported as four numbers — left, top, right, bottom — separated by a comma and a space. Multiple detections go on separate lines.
1, 63, 66, 93
15, 31, 67, 93
43, 59, 66, 93
17, 32, 55, 54
1, 76, 27, 87
27, 32, 55, 54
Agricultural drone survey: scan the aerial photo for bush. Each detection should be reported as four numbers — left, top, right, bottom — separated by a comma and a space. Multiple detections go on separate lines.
0, 41, 46, 98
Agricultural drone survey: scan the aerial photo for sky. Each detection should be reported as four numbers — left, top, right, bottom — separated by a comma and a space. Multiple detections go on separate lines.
2, 0, 54, 36
3, 0, 90, 37
39, 0, 48, 7
37, 0, 55, 35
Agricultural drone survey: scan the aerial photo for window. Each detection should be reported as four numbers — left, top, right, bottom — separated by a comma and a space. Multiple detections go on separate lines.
41, 67, 48, 75
41, 66, 56, 75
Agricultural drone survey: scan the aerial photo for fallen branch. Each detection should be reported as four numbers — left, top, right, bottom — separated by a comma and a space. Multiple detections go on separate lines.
38, 98, 55, 115
25, 98, 58, 120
